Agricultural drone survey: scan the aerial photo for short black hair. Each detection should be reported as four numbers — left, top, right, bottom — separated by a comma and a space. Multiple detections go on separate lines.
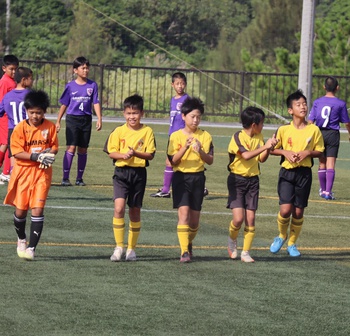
2, 54, 19, 67
240, 106, 265, 129
73, 56, 90, 69
24, 90, 50, 111
181, 97, 204, 115
324, 76, 339, 93
123, 94, 144, 111
14, 67, 33, 83
286, 89, 307, 109
172, 72, 187, 83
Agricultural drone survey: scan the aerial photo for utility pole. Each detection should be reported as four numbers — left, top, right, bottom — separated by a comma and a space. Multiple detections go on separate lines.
298, 0, 316, 107
5, 0, 11, 54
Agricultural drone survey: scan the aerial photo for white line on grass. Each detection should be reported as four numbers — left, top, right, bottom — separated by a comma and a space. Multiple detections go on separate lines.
3, 204, 348, 220
0, 240, 349, 251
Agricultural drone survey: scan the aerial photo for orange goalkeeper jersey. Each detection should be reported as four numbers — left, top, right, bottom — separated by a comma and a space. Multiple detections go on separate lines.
5, 118, 59, 210
10, 118, 59, 166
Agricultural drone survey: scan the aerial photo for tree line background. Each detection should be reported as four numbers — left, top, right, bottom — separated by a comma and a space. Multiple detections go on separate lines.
0, 0, 349, 76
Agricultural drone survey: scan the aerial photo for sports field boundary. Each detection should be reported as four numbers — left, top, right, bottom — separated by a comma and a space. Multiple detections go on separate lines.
46, 114, 350, 133
1, 240, 349, 251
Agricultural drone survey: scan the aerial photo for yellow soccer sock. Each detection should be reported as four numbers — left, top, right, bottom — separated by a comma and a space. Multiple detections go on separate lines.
177, 224, 190, 255
277, 212, 290, 239
288, 217, 303, 246
189, 226, 199, 244
113, 217, 125, 248
243, 226, 255, 251
127, 221, 141, 250
229, 220, 241, 240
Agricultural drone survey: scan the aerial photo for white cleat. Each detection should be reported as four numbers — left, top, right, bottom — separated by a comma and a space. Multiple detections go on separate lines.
17, 238, 27, 258
24, 247, 35, 261
227, 237, 237, 259
125, 249, 137, 261
0, 173, 10, 182
241, 250, 255, 263
110, 246, 124, 262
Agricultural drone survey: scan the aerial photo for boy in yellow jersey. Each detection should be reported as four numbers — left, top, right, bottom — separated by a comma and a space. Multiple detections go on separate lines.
227, 106, 278, 263
270, 90, 324, 257
104, 94, 156, 262
4, 90, 58, 260
167, 97, 214, 262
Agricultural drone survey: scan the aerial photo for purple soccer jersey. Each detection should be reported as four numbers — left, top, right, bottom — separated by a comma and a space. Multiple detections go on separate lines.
59, 79, 100, 116
168, 94, 189, 135
308, 96, 350, 130
0, 89, 30, 129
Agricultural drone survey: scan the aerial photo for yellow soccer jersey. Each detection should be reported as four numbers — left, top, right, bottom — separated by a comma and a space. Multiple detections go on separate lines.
227, 130, 264, 177
167, 128, 213, 173
105, 123, 156, 167
274, 122, 324, 169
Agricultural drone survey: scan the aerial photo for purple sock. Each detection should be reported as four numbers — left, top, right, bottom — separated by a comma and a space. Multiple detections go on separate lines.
318, 169, 326, 192
326, 169, 335, 193
63, 151, 74, 180
77, 153, 87, 180
162, 166, 173, 193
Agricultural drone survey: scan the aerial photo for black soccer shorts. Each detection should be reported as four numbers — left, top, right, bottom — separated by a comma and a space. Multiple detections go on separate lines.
278, 167, 312, 208
320, 129, 340, 158
65, 114, 92, 148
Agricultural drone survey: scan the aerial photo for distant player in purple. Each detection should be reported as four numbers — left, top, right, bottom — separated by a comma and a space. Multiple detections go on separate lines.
56, 56, 102, 187
150, 72, 189, 198
0, 67, 33, 170
308, 76, 350, 200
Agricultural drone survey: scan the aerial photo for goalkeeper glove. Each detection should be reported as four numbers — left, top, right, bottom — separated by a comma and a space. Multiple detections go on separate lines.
30, 152, 56, 169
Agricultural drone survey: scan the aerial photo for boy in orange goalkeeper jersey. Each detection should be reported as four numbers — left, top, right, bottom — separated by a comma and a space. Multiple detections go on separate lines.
4, 90, 59, 260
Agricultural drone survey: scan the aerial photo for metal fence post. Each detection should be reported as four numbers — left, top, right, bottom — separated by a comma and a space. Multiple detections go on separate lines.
239, 72, 245, 114
99, 63, 104, 112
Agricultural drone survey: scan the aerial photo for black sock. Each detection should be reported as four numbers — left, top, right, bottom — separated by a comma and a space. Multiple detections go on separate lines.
28, 216, 44, 249
14, 213, 26, 240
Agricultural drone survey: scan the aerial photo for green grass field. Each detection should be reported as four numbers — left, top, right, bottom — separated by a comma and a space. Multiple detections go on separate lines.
1, 120, 349, 336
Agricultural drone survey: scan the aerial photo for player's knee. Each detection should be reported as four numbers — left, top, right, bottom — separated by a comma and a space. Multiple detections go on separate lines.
114, 208, 125, 218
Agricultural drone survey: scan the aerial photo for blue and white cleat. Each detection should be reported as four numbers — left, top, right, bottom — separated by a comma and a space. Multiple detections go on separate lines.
270, 236, 287, 254
323, 192, 335, 200
287, 244, 301, 257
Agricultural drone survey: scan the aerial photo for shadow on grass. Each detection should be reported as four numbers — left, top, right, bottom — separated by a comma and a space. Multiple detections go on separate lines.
34, 255, 109, 261
310, 251, 350, 257
36, 254, 229, 262
47, 196, 112, 202
19, 250, 350, 262
138, 255, 229, 262
256, 251, 350, 262
50, 183, 112, 188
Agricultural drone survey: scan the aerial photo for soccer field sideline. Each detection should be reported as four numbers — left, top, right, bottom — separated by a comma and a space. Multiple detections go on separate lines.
0, 240, 349, 251
46, 113, 350, 133
2, 197, 350, 216
2, 199, 350, 252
